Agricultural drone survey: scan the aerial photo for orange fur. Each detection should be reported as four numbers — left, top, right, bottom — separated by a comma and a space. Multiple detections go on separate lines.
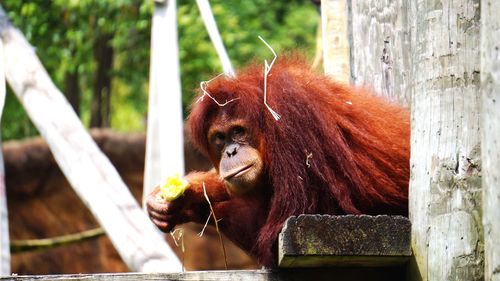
184, 56, 409, 266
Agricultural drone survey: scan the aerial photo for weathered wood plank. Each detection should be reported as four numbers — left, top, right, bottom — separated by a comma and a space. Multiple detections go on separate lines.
0, 268, 407, 281
0, 6, 180, 272
321, 0, 351, 83
409, 1, 483, 280
0, 32, 10, 276
2, 272, 280, 281
481, 1, 500, 280
349, 0, 411, 105
278, 215, 411, 268
143, 0, 185, 211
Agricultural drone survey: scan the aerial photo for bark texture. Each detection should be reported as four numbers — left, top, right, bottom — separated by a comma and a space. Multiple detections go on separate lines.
90, 34, 113, 128
64, 70, 80, 117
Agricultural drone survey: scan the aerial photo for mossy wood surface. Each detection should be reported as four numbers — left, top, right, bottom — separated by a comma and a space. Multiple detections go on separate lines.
279, 215, 411, 268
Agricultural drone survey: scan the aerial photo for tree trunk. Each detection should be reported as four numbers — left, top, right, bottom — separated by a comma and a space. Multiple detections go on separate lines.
90, 34, 114, 128
409, 1, 483, 280
0, 35, 11, 276
349, 0, 411, 106
0, 6, 181, 272
481, 1, 500, 280
64, 70, 80, 116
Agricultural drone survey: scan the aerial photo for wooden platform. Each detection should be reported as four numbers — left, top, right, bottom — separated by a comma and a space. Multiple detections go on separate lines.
2, 268, 407, 281
2, 215, 412, 281
279, 214, 412, 267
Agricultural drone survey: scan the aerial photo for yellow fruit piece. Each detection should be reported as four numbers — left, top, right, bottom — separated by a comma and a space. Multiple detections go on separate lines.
159, 174, 189, 201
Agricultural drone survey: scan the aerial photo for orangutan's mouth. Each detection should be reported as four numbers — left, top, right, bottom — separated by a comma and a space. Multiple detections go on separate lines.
224, 163, 254, 180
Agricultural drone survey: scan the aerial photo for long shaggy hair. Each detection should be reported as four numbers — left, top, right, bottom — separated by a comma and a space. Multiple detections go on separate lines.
187, 56, 410, 266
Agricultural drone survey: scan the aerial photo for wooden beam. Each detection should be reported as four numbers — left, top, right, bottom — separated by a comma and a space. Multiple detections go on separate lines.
278, 215, 411, 268
0, 6, 180, 272
321, 0, 350, 83
481, 0, 500, 280
0, 28, 10, 276
195, 0, 234, 77
0, 268, 407, 281
409, 1, 483, 280
143, 0, 185, 212
349, 1, 411, 106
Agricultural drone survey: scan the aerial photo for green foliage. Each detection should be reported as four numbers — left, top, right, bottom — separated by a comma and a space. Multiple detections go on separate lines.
177, 0, 319, 109
1, 0, 318, 140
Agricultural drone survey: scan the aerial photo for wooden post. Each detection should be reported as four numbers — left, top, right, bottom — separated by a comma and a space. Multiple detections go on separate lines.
321, 0, 350, 83
349, 1, 411, 106
481, 1, 500, 280
0, 33, 10, 276
143, 0, 185, 211
195, 0, 235, 77
0, 6, 181, 272
409, 1, 483, 280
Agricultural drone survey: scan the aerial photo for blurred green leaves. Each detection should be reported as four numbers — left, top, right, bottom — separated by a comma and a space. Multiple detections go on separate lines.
1, 0, 318, 140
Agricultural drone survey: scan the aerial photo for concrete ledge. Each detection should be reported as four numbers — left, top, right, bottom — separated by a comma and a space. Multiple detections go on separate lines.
278, 214, 411, 267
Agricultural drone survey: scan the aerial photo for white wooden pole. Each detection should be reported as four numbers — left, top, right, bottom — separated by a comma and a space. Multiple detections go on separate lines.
143, 0, 185, 215
195, 0, 235, 77
0, 6, 181, 272
321, 0, 350, 83
0, 31, 10, 276
481, 0, 500, 280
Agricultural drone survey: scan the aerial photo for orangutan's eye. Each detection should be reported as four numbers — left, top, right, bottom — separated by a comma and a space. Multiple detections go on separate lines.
213, 132, 225, 146
233, 126, 245, 136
